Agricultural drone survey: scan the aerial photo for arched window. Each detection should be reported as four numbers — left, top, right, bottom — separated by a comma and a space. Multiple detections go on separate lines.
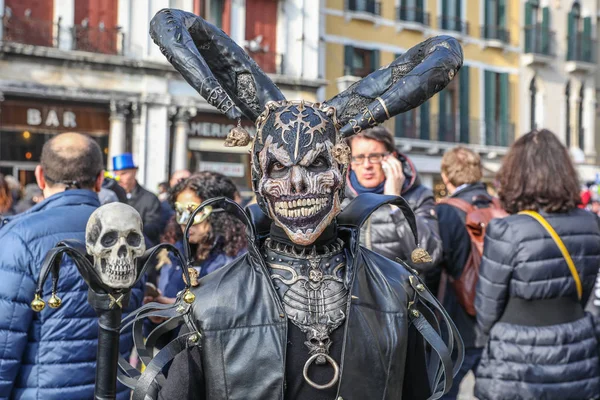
529, 76, 537, 131
565, 81, 571, 147
578, 84, 584, 150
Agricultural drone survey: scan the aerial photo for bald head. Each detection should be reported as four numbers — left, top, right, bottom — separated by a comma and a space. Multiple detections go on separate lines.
170, 169, 191, 187
40, 132, 104, 189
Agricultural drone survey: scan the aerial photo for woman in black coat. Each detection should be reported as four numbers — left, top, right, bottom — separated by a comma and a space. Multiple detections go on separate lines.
474, 129, 600, 400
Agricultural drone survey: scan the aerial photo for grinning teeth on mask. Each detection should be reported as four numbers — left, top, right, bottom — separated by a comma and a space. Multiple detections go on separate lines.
274, 197, 330, 219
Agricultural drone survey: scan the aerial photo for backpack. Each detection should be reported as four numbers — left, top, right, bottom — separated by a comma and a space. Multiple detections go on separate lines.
438, 195, 508, 316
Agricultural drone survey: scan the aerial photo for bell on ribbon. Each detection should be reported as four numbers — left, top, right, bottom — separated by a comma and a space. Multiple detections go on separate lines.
225, 121, 251, 147
411, 247, 433, 264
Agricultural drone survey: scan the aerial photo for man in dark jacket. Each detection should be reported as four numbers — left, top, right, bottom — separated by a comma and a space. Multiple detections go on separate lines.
343, 126, 442, 276
0, 133, 143, 399
435, 146, 489, 399
113, 153, 162, 246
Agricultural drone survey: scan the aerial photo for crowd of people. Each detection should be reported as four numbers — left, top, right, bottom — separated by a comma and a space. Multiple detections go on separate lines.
0, 126, 599, 399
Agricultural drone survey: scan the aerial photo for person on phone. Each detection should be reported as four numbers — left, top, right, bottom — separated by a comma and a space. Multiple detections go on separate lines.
343, 126, 442, 279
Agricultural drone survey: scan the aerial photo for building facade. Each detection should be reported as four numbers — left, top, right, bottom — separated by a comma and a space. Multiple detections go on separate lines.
321, 0, 523, 193
0, 0, 323, 198
322, 0, 599, 189
520, 0, 597, 182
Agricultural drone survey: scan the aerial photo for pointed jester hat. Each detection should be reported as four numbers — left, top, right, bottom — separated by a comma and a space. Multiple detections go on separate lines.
150, 9, 463, 246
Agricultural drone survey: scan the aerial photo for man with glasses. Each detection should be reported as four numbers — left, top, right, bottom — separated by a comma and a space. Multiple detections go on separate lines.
343, 126, 443, 279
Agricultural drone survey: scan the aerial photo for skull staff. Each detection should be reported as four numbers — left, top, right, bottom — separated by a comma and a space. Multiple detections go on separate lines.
31, 203, 195, 399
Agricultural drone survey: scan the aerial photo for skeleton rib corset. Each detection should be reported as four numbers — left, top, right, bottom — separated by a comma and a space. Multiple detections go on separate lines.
264, 238, 349, 391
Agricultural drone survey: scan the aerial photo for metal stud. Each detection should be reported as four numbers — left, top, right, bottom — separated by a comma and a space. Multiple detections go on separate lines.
411, 309, 420, 318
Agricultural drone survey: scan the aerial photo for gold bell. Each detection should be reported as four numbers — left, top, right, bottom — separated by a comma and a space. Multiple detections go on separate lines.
183, 290, 196, 304
48, 293, 62, 309
411, 247, 433, 264
31, 294, 46, 312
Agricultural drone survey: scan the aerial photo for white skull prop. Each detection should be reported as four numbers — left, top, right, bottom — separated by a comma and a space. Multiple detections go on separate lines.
86, 203, 145, 289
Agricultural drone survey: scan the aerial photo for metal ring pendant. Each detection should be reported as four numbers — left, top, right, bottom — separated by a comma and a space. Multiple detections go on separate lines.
302, 353, 340, 390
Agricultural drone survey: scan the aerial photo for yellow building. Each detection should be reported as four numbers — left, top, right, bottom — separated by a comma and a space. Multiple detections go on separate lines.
321, 0, 521, 189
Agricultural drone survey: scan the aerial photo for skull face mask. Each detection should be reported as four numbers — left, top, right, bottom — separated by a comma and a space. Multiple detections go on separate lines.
86, 203, 146, 289
252, 101, 349, 246
150, 10, 463, 243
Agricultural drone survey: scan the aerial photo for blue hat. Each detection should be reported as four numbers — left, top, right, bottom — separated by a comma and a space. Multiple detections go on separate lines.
112, 153, 138, 171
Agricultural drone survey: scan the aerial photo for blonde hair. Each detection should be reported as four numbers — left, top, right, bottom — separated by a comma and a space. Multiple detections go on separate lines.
441, 146, 482, 186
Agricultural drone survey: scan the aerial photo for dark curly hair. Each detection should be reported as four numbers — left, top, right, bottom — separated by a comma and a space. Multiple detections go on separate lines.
167, 172, 247, 259
497, 129, 581, 214
0, 174, 13, 213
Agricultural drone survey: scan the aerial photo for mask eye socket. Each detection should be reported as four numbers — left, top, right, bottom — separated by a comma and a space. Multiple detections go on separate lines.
268, 160, 288, 176
308, 156, 330, 172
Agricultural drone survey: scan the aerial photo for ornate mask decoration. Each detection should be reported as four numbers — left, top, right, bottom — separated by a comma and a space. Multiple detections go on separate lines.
252, 101, 348, 245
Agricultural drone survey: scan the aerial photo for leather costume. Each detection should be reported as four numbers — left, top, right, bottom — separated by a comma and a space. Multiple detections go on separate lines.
107, 8, 464, 400
118, 195, 463, 400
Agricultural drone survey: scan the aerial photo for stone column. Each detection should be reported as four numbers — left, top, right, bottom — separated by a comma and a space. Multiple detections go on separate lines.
54, 0, 74, 50
130, 102, 147, 182
171, 107, 196, 173
0, 0, 5, 41
230, 0, 246, 45
107, 100, 129, 170
583, 83, 596, 158
145, 103, 169, 193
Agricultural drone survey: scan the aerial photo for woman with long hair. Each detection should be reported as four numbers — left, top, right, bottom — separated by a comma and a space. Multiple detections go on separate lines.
156, 172, 247, 299
0, 174, 16, 217
474, 129, 600, 399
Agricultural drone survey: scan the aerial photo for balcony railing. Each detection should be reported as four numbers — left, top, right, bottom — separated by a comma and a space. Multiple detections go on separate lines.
248, 51, 285, 75
397, 6, 430, 26
347, 0, 381, 15
438, 16, 469, 35
2, 15, 126, 56
524, 25, 555, 56
485, 120, 515, 147
396, 114, 515, 147
567, 33, 595, 63
481, 25, 510, 43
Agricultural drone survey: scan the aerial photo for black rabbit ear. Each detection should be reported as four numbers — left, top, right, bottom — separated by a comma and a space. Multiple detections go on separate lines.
150, 8, 286, 122
324, 36, 463, 137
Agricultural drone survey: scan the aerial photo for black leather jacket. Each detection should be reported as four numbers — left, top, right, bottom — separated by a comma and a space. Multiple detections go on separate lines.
150, 194, 461, 400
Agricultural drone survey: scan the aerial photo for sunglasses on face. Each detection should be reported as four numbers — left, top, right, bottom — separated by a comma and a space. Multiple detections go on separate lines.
174, 203, 213, 226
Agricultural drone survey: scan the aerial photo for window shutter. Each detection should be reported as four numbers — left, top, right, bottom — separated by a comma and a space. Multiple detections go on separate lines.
416, 0, 424, 23
499, 73, 510, 146
347, 0, 356, 12
454, 0, 462, 31
484, 0, 492, 38
344, 45, 354, 75
420, 101, 430, 140
484, 70, 496, 145
438, 91, 448, 141
583, 16, 592, 62
498, 0, 506, 28
394, 114, 405, 138
524, 1, 533, 52
371, 49, 380, 72
459, 65, 469, 143
541, 6, 550, 54
567, 10, 575, 60
442, 0, 449, 30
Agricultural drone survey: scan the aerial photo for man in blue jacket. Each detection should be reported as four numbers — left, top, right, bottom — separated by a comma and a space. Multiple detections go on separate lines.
0, 132, 143, 399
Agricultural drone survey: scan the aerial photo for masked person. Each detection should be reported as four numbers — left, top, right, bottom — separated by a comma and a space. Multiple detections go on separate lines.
156, 172, 248, 300
115, 9, 464, 400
